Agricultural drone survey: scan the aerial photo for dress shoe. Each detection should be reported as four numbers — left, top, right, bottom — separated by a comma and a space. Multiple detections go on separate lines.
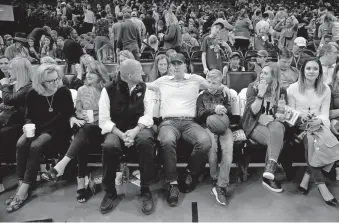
298, 186, 309, 195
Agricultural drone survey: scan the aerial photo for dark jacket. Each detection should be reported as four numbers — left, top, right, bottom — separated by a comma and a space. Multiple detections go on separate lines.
105, 80, 146, 132
196, 90, 232, 128
63, 38, 84, 65
117, 19, 141, 50
1, 83, 32, 125
164, 24, 182, 49
240, 82, 287, 137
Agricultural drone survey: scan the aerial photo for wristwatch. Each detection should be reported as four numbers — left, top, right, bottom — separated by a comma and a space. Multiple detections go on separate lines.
257, 94, 264, 100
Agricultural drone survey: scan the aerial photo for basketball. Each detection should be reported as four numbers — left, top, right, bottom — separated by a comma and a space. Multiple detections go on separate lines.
206, 114, 230, 135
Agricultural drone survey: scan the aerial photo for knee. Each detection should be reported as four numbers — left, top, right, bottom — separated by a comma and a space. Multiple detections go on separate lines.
135, 129, 154, 146
16, 134, 29, 151
195, 132, 212, 153
269, 121, 285, 133
101, 139, 121, 155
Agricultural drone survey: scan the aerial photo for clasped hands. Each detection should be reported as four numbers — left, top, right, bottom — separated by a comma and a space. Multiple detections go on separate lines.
120, 127, 140, 148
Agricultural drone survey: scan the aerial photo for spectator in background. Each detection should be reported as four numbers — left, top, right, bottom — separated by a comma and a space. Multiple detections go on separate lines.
56, 36, 65, 60
319, 44, 338, 85
249, 50, 268, 75
28, 26, 51, 48
143, 10, 156, 36
5, 33, 34, 62
131, 11, 146, 40
93, 11, 111, 59
276, 16, 299, 50
147, 54, 170, 82
50, 30, 58, 43
63, 27, 84, 73
117, 12, 142, 60
40, 36, 57, 58
215, 11, 234, 44
83, 4, 96, 33
3, 35, 13, 48
0, 37, 5, 57
234, 8, 253, 55
112, 12, 124, 56
291, 37, 312, 70
0, 56, 10, 79
27, 37, 40, 61
256, 12, 270, 35
278, 48, 300, 89
162, 12, 182, 52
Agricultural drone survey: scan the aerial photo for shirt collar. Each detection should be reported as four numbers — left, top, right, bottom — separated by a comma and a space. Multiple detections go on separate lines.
169, 73, 190, 80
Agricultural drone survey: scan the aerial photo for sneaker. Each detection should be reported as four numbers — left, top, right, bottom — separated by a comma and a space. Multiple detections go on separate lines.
179, 171, 197, 193
263, 160, 277, 180
211, 186, 227, 206
141, 191, 154, 215
212, 179, 217, 188
262, 177, 283, 193
167, 184, 179, 207
100, 191, 118, 214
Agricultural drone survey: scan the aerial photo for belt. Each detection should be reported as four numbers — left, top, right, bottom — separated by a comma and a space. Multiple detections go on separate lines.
163, 117, 195, 121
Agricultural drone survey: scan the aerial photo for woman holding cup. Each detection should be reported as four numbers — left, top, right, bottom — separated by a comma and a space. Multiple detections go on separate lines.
42, 61, 110, 203
6, 63, 76, 212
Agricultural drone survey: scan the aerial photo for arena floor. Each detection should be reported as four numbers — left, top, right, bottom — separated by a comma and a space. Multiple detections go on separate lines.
1, 167, 339, 222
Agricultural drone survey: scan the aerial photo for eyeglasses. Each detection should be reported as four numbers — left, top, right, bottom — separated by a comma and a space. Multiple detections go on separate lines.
45, 77, 60, 84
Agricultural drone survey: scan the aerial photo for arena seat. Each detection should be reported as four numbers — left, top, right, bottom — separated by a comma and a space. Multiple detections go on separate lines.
226, 71, 257, 93
140, 51, 155, 60
141, 61, 154, 77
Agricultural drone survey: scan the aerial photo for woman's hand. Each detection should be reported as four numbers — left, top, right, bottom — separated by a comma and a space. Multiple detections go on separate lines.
258, 79, 268, 96
0, 78, 10, 85
81, 110, 89, 122
70, 117, 86, 127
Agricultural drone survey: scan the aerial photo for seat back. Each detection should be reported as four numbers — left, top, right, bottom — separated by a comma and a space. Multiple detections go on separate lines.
141, 61, 154, 77
140, 51, 155, 60
227, 71, 256, 93
229, 89, 240, 116
238, 88, 248, 117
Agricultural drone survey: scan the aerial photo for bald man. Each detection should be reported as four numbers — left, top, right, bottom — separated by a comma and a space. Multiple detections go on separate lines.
98, 59, 156, 215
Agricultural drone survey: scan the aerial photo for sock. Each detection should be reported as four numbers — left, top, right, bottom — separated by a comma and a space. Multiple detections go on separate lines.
300, 173, 310, 189
170, 181, 178, 185
318, 184, 334, 201
77, 177, 85, 190
54, 156, 71, 176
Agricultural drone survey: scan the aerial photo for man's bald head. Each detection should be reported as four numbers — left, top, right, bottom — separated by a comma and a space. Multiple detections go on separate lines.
120, 59, 143, 83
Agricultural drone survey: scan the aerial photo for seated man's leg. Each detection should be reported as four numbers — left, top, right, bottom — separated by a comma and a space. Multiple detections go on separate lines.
100, 133, 122, 214
134, 128, 156, 215
205, 128, 219, 186
158, 120, 181, 206
181, 121, 211, 177
218, 128, 234, 188
158, 120, 181, 183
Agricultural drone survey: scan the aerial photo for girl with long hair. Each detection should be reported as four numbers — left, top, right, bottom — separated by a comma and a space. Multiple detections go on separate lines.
147, 54, 170, 82
241, 62, 286, 193
287, 58, 339, 207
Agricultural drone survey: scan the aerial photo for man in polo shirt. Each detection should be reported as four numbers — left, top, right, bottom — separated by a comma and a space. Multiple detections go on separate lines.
148, 53, 230, 207
319, 44, 338, 85
202, 21, 232, 74
99, 59, 156, 214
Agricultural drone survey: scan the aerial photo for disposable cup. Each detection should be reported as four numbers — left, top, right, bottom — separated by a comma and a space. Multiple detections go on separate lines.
86, 110, 94, 123
24, 124, 35, 138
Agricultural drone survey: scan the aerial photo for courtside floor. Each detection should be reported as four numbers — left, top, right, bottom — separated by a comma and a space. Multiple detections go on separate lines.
1, 168, 339, 222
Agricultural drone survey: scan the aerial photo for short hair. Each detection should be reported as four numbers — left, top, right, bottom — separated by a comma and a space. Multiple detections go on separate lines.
100, 10, 107, 18
263, 12, 269, 19
33, 63, 63, 95
318, 44, 336, 58
255, 10, 262, 16
57, 36, 64, 41
279, 47, 293, 59
117, 12, 124, 20
51, 30, 57, 35
124, 12, 131, 19
206, 69, 223, 82
166, 49, 177, 58
41, 56, 57, 65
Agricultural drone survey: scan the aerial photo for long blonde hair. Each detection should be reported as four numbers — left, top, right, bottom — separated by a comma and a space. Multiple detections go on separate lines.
86, 61, 110, 90
10, 57, 33, 91
254, 62, 281, 105
165, 11, 179, 26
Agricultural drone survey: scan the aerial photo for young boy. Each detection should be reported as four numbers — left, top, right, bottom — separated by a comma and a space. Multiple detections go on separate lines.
222, 52, 245, 84
196, 69, 234, 206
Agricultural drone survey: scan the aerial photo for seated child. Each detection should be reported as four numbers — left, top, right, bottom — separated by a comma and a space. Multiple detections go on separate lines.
223, 52, 245, 84
196, 69, 234, 206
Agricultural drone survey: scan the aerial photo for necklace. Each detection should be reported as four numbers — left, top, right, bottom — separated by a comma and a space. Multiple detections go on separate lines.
45, 94, 55, 112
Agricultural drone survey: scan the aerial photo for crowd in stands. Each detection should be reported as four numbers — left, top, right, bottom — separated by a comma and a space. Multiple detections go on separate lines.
1, 0, 339, 216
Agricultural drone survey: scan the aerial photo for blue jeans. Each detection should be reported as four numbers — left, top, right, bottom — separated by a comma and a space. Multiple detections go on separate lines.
206, 128, 234, 187
158, 118, 211, 182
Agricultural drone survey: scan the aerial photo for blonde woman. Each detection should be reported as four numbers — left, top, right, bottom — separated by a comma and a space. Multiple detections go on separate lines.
71, 54, 95, 90
241, 62, 286, 193
163, 11, 182, 52
42, 61, 110, 203
275, 16, 299, 50
6, 64, 75, 212
0, 57, 33, 195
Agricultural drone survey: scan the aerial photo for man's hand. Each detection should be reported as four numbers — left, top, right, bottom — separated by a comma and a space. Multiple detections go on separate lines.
221, 85, 231, 100
203, 68, 209, 75
123, 127, 140, 147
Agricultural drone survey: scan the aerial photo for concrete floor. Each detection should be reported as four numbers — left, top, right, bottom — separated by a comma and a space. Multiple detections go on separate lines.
1, 168, 339, 222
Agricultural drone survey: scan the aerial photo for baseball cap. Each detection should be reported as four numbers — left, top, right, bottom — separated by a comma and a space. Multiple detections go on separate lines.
131, 11, 138, 17
170, 53, 185, 64
212, 21, 224, 29
294, 37, 307, 47
257, 50, 268, 57
61, 2, 66, 5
